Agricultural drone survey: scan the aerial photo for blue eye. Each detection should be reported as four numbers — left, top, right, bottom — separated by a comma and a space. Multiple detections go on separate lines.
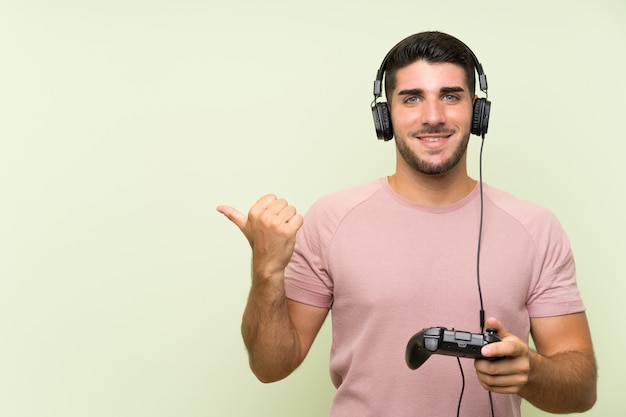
442, 94, 458, 102
405, 96, 419, 104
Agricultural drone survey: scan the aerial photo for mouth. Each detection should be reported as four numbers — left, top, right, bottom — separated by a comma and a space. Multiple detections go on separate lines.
413, 128, 455, 143
417, 135, 451, 142
414, 132, 454, 148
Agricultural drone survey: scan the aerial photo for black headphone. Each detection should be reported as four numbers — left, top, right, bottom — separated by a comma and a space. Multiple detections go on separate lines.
371, 38, 491, 141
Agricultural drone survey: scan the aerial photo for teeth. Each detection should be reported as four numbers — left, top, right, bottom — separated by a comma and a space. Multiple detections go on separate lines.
420, 137, 443, 142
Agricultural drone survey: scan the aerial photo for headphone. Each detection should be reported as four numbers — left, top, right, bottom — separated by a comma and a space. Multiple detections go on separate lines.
371, 38, 491, 141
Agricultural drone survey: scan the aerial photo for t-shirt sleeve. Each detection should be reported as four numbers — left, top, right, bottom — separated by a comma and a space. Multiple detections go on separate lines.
284, 199, 335, 309
526, 212, 585, 317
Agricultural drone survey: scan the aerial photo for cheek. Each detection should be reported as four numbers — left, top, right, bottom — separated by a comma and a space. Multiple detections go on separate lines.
451, 106, 474, 127
437, 108, 473, 132
390, 108, 420, 130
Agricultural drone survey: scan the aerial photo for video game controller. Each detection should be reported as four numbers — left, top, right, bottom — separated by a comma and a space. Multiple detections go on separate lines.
405, 326, 501, 369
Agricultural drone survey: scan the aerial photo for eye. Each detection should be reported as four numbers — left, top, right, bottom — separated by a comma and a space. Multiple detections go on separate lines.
404, 96, 419, 104
442, 94, 459, 102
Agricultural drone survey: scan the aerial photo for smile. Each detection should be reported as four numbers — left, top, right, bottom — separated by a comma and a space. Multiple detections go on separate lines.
419, 136, 448, 142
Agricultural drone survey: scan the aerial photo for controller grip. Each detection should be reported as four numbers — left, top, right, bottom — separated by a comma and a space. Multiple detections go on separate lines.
405, 332, 429, 370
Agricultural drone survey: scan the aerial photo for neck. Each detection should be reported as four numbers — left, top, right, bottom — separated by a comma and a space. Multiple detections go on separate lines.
388, 158, 476, 206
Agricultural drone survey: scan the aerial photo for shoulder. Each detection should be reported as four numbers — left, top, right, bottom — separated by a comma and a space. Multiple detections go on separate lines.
295, 179, 388, 247
483, 184, 569, 247
484, 185, 561, 225
305, 178, 387, 222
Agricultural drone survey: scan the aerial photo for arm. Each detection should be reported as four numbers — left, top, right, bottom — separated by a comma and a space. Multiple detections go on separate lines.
218, 195, 328, 383
475, 314, 597, 413
242, 295, 328, 382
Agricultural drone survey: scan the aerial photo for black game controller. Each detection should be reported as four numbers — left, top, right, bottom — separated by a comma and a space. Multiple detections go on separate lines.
406, 326, 501, 369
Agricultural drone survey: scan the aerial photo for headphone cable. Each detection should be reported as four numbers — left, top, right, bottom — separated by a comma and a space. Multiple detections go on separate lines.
478, 133, 496, 416
477, 134, 487, 333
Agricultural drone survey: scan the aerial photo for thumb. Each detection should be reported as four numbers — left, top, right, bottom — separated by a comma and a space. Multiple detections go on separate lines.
216, 205, 247, 231
484, 317, 512, 338
481, 317, 507, 358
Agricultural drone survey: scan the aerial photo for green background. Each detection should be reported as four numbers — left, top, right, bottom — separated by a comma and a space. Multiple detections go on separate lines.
1, 1, 624, 416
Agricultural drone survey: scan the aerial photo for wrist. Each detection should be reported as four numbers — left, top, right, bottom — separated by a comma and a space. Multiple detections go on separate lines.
519, 349, 540, 396
252, 262, 286, 283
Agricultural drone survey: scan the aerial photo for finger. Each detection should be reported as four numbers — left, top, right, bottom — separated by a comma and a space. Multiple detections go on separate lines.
256, 197, 301, 227
216, 205, 248, 231
273, 202, 298, 223
275, 203, 305, 233
482, 319, 527, 359
486, 317, 517, 339
266, 198, 290, 218
475, 360, 530, 394
287, 212, 304, 231
255, 194, 281, 211
249, 194, 281, 219
485, 317, 503, 334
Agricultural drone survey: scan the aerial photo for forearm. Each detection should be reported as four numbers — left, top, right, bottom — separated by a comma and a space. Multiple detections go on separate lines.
520, 349, 597, 413
241, 272, 302, 383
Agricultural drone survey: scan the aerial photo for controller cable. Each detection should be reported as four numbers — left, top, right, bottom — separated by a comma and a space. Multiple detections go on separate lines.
455, 133, 495, 417
455, 358, 465, 417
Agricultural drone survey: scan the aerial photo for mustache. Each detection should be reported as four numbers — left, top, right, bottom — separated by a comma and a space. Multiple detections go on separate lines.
410, 127, 456, 136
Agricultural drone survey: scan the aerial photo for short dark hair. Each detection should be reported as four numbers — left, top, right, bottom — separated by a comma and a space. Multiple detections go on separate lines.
384, 31, 477, 101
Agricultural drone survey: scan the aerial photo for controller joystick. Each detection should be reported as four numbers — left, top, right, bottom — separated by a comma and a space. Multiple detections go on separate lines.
406, 326, 501, 370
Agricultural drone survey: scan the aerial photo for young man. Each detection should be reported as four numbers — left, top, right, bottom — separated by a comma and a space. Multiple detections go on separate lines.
217, 31, 597, 416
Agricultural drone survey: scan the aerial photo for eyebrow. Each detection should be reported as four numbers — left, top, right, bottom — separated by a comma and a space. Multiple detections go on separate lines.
397, 86, 466, 96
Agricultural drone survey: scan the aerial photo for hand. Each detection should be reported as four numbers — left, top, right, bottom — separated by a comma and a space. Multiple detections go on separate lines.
474, 317, 532, 395
217, 195, 304, 278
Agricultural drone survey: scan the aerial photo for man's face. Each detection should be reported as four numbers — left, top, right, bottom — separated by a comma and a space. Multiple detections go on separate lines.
390, 60, 474, 176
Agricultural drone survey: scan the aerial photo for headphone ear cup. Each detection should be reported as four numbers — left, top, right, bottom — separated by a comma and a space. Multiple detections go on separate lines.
471, 98, 491, 136
372, 102, 393, 141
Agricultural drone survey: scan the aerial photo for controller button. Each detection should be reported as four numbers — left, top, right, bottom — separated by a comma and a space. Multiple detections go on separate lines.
454, 331, 471, 341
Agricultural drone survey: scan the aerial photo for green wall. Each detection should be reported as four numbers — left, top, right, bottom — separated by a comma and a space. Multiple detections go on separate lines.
1, 1, 624, 416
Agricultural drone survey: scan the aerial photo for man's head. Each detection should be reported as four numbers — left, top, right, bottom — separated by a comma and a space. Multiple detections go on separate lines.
374, 31, 486, 178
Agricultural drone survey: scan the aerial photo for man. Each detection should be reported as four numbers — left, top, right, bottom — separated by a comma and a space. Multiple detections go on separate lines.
217, 31, 596, 416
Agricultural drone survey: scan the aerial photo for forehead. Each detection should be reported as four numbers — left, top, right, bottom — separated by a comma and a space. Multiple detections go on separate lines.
393, 60, 469, 93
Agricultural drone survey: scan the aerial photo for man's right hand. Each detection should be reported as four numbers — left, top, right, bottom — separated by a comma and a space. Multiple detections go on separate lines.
217, 194, 304, 279
218, 196, 326, 383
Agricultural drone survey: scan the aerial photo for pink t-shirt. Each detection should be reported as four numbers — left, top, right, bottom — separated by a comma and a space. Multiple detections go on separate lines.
285, 178, 584, 417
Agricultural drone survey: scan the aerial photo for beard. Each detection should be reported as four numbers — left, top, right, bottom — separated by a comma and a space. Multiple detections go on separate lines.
395, 129, 470, 176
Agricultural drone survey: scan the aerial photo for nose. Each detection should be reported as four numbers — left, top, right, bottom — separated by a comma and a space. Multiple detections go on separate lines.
420, 99, 446, 127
